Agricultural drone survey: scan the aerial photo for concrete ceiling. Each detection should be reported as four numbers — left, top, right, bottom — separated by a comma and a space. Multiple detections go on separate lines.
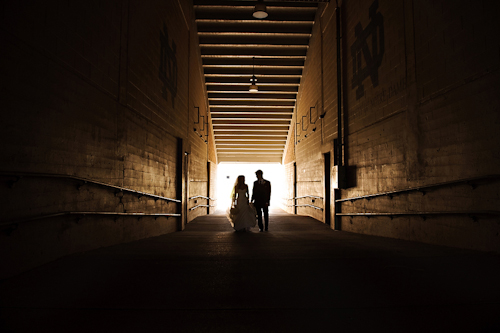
194, 0, 321, 163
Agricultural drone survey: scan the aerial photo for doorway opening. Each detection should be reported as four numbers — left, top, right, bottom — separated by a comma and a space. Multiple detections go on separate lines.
293, 162, 297, 215
207, 161, 211, 215
324, 152, 331, 226
216, 162, 285, 211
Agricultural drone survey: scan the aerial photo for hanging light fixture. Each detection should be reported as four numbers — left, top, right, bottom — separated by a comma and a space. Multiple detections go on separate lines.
249, 57, 258, 92
253, 0, 268, 19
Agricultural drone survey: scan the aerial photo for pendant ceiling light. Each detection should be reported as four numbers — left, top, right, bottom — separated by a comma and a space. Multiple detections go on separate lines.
253, 0, 268, 19
249, 57, 258, 92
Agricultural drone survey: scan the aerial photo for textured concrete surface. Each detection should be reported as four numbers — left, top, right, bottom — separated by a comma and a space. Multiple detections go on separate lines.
1, 208, 500, 332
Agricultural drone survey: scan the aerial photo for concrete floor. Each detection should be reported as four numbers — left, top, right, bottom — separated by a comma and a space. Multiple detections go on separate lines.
1, 208, 500, 332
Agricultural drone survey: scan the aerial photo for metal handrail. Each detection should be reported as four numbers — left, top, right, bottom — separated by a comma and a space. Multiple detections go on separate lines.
189, 204, 217, 211
284, 203, 323, 211
0, 171, 181, 203
189, 195, 216, 201
336, 211, 500, 221
284, 195, 323, 200
296, 195, 323, 200
336, 175, 500, 203
297, 204, 323, 210
0, 211, 181, 227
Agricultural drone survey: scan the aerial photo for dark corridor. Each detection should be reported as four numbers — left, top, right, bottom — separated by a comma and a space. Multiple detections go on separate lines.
1, 210, 499, 332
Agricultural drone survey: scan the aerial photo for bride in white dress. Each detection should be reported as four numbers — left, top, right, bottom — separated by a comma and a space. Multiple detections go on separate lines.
227, 175, 257, 231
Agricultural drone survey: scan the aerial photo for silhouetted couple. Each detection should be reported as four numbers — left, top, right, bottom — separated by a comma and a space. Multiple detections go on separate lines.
227, 170, 271, 232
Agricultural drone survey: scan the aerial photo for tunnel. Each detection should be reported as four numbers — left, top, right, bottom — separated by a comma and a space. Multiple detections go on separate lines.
1, 0, 500, 331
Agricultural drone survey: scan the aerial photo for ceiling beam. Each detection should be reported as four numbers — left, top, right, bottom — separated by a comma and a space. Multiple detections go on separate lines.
215, 137, 288, 142
212, 113, 292, 119
194, 1, 317, 163
214, 126, 288, 134
218, 156, 283, 163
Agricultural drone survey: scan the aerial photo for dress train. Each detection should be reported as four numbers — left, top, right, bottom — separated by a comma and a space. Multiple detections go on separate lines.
226, 189, 257, 231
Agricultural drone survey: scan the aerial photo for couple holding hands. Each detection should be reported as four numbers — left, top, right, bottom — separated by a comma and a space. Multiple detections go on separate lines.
227, 170, 271, 232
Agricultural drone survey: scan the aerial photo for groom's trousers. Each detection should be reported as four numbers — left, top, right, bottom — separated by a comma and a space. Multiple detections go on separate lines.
255, 205, 269, 230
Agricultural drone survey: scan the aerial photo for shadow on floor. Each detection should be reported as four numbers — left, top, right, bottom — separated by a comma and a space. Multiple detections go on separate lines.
1, 209, 500, 332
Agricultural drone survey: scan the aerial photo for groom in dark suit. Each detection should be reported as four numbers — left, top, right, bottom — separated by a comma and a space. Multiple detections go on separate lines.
251, 169, 271, 232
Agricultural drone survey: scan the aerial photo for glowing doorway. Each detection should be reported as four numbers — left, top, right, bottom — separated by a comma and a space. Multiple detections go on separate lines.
217, 163, 285, 210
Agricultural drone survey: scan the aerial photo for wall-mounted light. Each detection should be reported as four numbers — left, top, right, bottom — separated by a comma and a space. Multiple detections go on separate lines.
253, 0, 268, 19
304, 127, 316, 138
249, 57, 258, 92
194, 128, 208, 144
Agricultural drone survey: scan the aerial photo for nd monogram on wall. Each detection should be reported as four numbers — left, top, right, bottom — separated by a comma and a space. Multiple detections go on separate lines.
159, 24, 178, 108
351, 0, 385, 100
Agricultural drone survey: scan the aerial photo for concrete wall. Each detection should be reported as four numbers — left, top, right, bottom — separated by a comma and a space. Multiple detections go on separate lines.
187, 16, 217, 220
0, 0, 216, 278
284, 0, 500, 251
288, 2, 335, 222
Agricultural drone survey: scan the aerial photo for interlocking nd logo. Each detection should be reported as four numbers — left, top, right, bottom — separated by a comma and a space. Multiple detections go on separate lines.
351, 0, 385, 100
159, 24, 178, 108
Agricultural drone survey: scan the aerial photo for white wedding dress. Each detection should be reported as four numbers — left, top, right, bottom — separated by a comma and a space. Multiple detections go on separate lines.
227, 189, 257, 231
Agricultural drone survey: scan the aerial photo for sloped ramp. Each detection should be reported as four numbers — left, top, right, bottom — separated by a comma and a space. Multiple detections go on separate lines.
1, 209, 500, 332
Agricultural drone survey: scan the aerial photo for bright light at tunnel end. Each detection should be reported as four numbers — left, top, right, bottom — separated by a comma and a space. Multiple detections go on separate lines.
216, 162, 285, 211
